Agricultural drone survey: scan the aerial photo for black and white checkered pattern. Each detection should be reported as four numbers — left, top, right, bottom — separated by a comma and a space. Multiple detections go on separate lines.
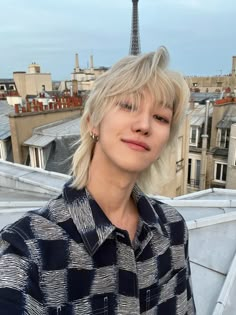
0, 180, 196, 314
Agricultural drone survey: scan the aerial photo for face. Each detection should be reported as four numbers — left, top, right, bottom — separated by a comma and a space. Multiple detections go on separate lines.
91, 90, 173, 177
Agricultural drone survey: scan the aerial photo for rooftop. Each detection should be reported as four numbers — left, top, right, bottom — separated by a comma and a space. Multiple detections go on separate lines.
0, 101, 13, 140
0, 160, 236, 315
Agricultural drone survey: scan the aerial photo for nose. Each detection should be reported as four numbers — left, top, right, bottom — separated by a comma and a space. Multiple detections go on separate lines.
131, 112, 151, 136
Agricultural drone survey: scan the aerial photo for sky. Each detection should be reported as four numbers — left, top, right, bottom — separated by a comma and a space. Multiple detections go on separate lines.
1, 0, 236, 80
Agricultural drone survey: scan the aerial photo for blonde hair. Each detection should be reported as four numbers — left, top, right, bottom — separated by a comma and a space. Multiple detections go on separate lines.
71, 46, 189, 192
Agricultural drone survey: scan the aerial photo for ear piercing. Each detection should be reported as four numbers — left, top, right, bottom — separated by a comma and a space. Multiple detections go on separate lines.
90, 131, 99, 142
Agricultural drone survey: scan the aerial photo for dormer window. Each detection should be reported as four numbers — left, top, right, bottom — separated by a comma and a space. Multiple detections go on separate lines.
190, 126, 199, 146
0, 141, 7, 160
29, 147, 45, 169
216, 128, 230, 148
214, 162, 227, 182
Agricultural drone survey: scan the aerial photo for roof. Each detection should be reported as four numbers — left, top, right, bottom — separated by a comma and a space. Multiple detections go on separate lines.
0, 160, 69, 227
0, 101, 13, 140
24, 134, 55, 147
191, 115, 205, 127
24, 116, 81, 148
216, 106, 236, 129
153, 188, 236, 315
189, 103, 213, 127
190, 92, 222, 103
0, 79, 15, 84
36, 116, 81, 137
1, 160, 236, 314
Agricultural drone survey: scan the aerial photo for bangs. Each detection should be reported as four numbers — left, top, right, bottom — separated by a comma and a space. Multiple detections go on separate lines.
146, 71, 176, 111
104, 72, 177, 113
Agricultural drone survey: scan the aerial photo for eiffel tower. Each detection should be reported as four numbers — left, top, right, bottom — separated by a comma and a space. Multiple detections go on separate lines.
129, 0, 141, 55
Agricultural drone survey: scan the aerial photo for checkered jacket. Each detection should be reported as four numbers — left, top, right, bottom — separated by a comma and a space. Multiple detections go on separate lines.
0, 180, 196, 314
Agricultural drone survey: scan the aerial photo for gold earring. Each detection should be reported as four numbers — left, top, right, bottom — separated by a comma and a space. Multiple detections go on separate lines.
90, 131, 99, 142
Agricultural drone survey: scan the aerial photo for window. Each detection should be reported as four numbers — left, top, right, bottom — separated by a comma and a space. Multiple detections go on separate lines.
29, 147, 45, 169
9, 84, 16, 90
190, 126, 199, 146
216, 128, 230, 148
0, 85, 6, 91
187, 158, 192, 184
0, 141, 7, 160
214, 162, 227, 182
187, 158, 200, 188
195, 160, 201, 185
217, 82, 223, 87
192, 82, 198, 87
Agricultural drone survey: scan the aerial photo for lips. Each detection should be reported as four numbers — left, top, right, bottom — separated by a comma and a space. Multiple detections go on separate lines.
121, 139, 150, 151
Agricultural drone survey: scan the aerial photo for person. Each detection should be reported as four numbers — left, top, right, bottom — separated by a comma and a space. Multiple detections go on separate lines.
0, 47, 196, 314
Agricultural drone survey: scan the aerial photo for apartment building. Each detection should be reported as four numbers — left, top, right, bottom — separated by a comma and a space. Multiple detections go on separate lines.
13, 63, 52, 99
187, 93, 236, 192
185, 56, 236, 93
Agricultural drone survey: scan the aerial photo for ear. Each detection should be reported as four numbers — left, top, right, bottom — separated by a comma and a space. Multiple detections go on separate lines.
87, 115, 99, 135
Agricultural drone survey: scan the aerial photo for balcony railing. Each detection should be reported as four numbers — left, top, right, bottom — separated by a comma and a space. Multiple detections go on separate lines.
188, 179, 200, 188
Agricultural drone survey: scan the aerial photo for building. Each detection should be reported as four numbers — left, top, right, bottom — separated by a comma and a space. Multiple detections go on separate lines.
0, 101, 13, 161
187, 92, 236, 192
0, 79, 17, 100
8, 97, 83, 167
13, 62, 52, 99
185, 56, 236, 93
208, 98, 236, 189
187, 96, 214, 192
226, 123, 236, 188
24, 116, 81, 173
58, 54, 108, 95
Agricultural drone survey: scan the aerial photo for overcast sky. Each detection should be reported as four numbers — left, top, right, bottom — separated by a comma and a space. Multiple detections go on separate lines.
1, 0, 235, 80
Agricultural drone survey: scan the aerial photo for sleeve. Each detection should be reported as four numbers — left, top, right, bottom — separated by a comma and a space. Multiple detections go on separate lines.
0, 226, 44, 315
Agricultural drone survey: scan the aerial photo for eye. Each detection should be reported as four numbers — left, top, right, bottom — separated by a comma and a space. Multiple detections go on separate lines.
118, 102, 135, 111
153, 115, 170, 124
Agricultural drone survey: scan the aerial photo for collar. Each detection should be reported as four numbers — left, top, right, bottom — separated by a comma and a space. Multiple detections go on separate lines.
63, 179, 168, 256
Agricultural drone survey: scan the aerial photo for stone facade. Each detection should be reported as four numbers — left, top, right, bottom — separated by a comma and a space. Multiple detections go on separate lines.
185, 56, 236, 94
226, 123, 236, 189
13, 63, 52, 99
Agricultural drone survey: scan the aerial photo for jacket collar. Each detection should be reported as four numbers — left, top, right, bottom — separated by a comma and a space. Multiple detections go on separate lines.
63, 179, 168, 256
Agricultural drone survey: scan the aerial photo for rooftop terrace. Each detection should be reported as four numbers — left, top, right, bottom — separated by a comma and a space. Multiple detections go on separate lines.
0, 160, 235, 314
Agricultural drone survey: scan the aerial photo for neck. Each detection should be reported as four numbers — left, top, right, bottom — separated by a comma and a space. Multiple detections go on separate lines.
86, 153, 139, 241
87, 153, 139, 216
88, 166, 135, 215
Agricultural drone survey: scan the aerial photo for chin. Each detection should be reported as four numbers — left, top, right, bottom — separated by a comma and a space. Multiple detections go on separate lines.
120, 163, 151, 174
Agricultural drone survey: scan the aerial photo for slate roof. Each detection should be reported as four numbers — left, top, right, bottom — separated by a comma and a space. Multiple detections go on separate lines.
189, 103, 213, 127
23, 116, 81, 174
0, 101, 13, 140
216, 105, 236, 129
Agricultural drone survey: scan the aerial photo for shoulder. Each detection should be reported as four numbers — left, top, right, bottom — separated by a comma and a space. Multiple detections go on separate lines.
149, 197, 186, 225
148, 197, 189, 246
0, 195, 69, 258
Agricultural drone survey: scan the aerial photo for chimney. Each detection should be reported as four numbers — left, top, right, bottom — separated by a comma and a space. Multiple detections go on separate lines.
90, 55, 94, 71
72, 79, 78, 96
75, 53, 80, 72
232, 56, 236, 77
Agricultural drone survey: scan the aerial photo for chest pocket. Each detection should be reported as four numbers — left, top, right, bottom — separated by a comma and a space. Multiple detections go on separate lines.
54, 296, 109, 315
92, 296, 109, 315
140, 267, 187, 314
